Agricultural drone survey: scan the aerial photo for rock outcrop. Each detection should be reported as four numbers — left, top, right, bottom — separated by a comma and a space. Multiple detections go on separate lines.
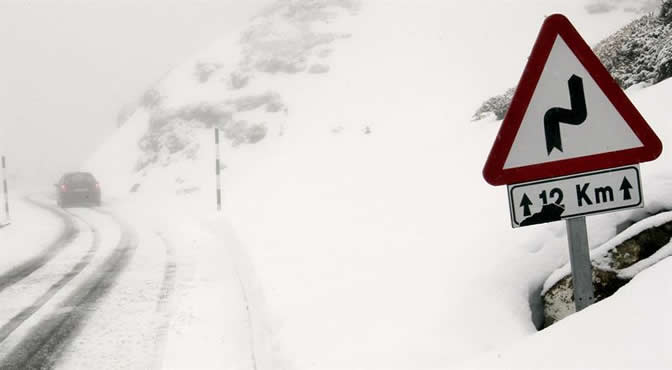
543, 218, 672, 327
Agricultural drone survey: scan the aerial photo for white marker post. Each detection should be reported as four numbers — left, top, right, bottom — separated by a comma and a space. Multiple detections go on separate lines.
1, 156, 9, 222
215, 128, 222, 211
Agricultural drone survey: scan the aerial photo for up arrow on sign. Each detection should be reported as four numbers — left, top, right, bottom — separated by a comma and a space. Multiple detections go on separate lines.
519, 193, 533, 217
620, 177, 633, 200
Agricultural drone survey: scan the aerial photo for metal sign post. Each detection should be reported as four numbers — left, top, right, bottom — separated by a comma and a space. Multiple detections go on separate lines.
215, 129, 222, 211
566, 216, 594, 310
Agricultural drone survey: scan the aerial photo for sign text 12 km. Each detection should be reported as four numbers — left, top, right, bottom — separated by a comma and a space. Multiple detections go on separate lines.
508, 166, 642, 228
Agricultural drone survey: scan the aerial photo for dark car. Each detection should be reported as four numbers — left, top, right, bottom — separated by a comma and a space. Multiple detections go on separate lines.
56, 172, 101, 207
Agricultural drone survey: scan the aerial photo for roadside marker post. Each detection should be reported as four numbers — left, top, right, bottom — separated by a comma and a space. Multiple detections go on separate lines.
482, 14, 663, 312
215, 128, 222, 211
1, 156, 9, 223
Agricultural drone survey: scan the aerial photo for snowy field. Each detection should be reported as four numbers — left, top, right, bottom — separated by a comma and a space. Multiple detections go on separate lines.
1, 0, 670, 368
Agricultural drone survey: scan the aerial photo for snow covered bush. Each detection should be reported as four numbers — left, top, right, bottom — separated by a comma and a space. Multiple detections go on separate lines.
223, 121, 268, 146
472, 87, 515, 121
194, 62, 223, 83
593, 13, 670, 88
655, 35, 672, 82
473, 1, 672, 121
116, 0, 358, 176
239, 0, 358, 76
141, 88, 162, 109
149, 103, 233, 130
661, 0, 672, 23
232, 92, 285, 113
591, 0, 672, 85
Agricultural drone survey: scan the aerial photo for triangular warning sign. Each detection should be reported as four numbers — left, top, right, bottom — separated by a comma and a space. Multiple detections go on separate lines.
483, 14, 662, 186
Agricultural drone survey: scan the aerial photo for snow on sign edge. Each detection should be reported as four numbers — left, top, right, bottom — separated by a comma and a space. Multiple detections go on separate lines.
482, 13, 663, 186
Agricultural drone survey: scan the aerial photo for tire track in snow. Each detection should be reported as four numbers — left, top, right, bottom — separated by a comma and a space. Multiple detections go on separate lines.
0, 212, 100, 344
237, 273, 259, 370
152, 233, 178, 369
0, 210, 138, 369
0, 197, 77, 295
224, 239, 259, 370
155, 233, 177, 314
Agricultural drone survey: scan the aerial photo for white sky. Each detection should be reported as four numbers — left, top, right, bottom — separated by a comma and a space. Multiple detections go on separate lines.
0, 0, 271, 186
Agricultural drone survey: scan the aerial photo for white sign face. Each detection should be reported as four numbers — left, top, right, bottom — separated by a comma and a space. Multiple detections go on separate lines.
502, 35, 643, 170
508, 165, 642, 228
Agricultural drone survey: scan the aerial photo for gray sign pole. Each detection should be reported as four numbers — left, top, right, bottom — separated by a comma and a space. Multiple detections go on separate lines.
565, 216, 594, 311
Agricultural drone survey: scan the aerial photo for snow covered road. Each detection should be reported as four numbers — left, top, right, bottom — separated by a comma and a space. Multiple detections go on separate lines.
0, 196, 258, 369
0, 199, 147, 368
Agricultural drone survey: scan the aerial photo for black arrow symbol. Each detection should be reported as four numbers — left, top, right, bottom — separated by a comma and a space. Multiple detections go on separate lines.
520, 193, 533, 217
620, 177, 633, 200
544, 74, 587, 154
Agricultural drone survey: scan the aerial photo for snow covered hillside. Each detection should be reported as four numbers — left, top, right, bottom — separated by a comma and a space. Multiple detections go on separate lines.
87, 0, 671, 368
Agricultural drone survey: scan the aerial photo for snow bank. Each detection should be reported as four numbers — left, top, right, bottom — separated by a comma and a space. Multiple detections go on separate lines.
0, 196, 63, 276
468, 256, 672, 369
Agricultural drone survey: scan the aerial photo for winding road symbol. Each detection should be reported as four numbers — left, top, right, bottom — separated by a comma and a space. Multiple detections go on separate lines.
544, 74, 587, 154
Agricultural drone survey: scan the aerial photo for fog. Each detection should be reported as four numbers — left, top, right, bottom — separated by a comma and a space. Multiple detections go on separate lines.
0, 0, 655, 191
0, 0, 271, 189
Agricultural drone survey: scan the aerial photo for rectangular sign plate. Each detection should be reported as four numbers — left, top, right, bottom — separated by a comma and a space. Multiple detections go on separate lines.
508, 165, 642, 228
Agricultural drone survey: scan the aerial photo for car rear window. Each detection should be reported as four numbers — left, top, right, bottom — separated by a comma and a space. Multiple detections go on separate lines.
65, 173, 96, 185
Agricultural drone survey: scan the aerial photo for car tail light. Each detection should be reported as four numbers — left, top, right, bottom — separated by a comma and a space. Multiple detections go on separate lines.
95, 183, 100, 189
60, 184, 67, 192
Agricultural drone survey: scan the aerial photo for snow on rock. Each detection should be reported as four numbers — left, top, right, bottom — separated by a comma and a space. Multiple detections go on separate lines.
468, 256, 672, 369
543, 211, 672, 326
544, 211, 672, 295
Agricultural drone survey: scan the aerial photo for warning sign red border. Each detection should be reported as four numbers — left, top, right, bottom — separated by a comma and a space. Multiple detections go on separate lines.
483, 14, 662, 186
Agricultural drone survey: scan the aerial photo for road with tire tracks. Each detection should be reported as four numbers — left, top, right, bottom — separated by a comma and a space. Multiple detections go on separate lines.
0, 198, 177, 369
